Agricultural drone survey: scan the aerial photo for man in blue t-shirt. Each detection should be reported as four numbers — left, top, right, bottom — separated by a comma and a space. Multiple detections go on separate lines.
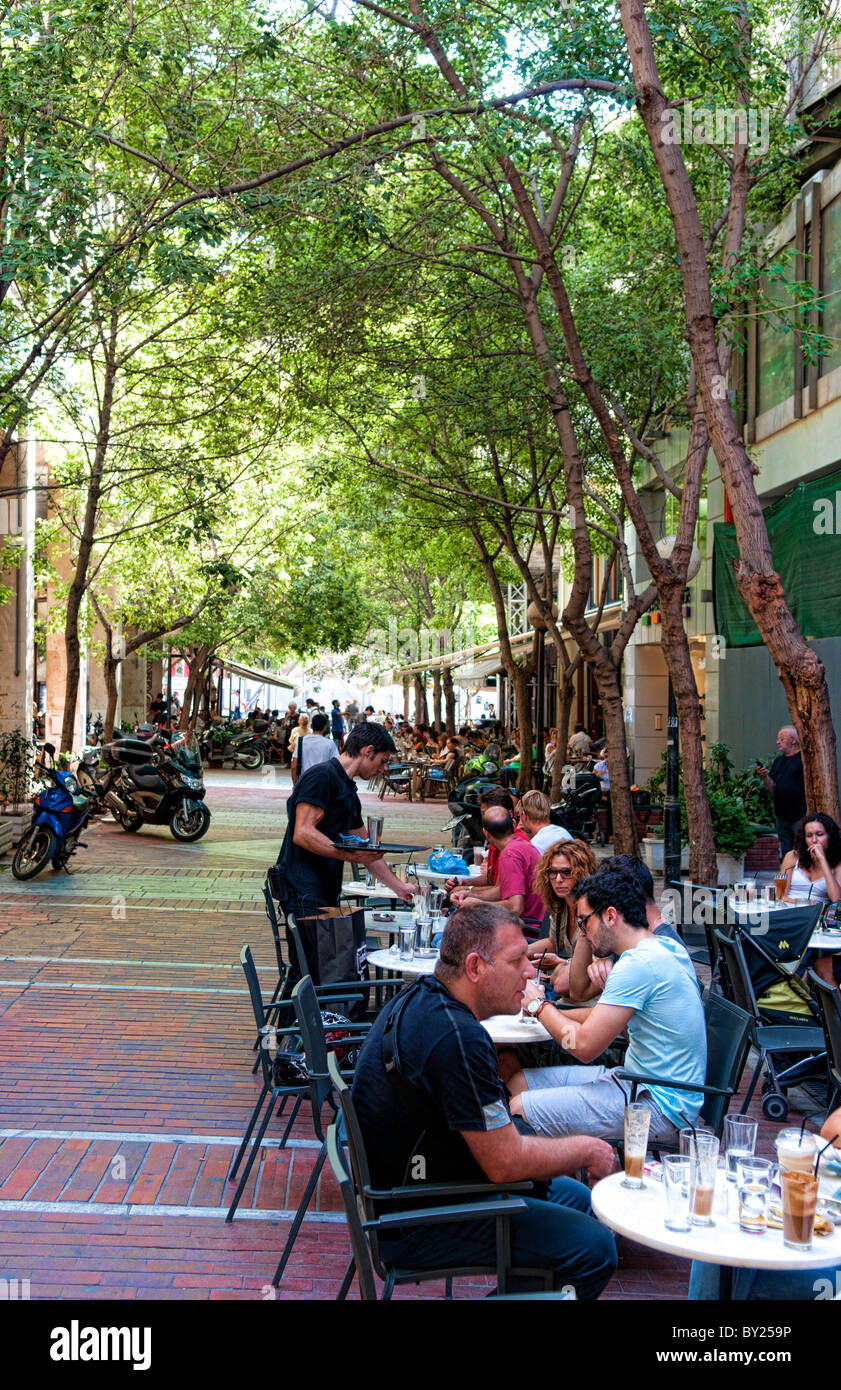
507, 870, 706, 1144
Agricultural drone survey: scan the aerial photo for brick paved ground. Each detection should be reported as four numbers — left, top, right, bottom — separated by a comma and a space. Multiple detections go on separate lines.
0, 770, 828, 1302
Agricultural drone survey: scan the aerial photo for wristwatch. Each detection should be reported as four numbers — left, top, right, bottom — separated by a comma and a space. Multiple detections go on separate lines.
525, 997, 545, 1017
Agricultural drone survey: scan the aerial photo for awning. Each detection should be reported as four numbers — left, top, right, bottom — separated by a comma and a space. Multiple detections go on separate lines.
453, 654, 504, 688
393, 631, 532, 680
217, 659, 296, 693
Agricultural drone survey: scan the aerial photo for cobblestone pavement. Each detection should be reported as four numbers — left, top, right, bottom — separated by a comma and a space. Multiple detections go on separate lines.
0, 771, 820, 1300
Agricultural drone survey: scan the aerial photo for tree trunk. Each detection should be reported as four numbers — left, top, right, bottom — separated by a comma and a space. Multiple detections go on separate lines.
403, 680, 410, 722
619, 0, 840, 822
552, 675, 575, 803
442, 664, 456, 734
432, 666, 443, 729
413, 674, 428, 726
180, 649, 205, 731
103, 659, 119, 742
60, 309, 119, 752
509, 665, 535, 794
659, 586, 717, 883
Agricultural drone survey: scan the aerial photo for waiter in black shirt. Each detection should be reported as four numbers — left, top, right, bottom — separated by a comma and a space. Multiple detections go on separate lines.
275, 721, 414, 981
758, 726, 807, 859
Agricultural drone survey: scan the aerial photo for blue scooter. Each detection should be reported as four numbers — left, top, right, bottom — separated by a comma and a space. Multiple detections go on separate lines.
12, 743, 95, 880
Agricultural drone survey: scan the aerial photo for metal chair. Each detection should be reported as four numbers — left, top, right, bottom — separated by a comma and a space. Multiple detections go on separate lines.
615, 992, 753, 1148
227, 948, 371, 1221
714, 928, 826, 1121
808, 969, 841, 1114
270, 976, 371, 1288
326, 1121, 536, 1301
326, 1053, 552, 1299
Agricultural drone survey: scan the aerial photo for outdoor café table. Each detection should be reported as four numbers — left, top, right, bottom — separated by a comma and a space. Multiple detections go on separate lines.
809, 926, 841, 951
341, 882, 403, 903
414, 867, 484, 885
366, 949, 555, 1046
590, 1168, 841, 1299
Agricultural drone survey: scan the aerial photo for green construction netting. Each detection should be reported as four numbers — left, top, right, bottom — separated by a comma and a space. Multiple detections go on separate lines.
713, 466, 841, 647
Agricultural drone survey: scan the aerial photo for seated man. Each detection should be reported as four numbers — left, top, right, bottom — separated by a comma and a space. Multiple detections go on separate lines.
568, 854, 698, 1000
451, 805, 545, 937
518, 789, 573, 855
507, 870, 706, 1144
352, 904, 618, 1297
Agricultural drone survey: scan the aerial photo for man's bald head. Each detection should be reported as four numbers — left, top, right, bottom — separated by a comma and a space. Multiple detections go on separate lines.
482, 804, 516, 844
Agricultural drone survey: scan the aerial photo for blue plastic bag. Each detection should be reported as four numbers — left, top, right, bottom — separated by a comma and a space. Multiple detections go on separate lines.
428, 848, 469, 875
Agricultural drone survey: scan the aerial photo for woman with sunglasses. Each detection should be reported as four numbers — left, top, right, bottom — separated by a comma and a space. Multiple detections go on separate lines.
528, 840, 598, 995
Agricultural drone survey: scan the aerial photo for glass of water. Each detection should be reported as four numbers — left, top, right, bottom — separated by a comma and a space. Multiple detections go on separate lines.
724, 1114, 758, 1181
737, 1156, 772, 1235
663, 1156, 692, 1231
398, 924, 415, 962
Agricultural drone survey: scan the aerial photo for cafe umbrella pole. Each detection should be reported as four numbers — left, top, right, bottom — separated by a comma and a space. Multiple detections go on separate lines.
663, 676, 682, 893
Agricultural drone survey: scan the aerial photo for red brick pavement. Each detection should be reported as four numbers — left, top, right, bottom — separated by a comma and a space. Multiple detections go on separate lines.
0, 773, 827, 1300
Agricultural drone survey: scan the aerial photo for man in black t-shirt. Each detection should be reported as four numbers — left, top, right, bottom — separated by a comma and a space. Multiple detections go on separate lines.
352, 904, 618, 1297
275, 721, 414, 982
758, 727, 807, 858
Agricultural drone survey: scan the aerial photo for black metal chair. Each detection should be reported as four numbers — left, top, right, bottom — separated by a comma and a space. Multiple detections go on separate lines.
808, 969, 841, 1114
325, 1121, 537, 1301
227, 948, 371, 1222
326, 1053, 552, 1300
270, 976, 371, 1288
377, 762, 412, 800
615, 992, 753, 1148
715, 928, 826, 1121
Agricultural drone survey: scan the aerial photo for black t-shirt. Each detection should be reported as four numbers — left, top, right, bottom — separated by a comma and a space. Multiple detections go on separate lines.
276, 758, 362, 905
771, 753, 807, 823
352, 975, 511, 1196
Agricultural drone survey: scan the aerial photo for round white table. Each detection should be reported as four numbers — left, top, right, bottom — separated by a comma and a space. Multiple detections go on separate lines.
341, 882, 403, 902
413, 866, 484, 884
810, 929, 841, 951
366, 950, 553, 1044
591, 1170, 841, 1285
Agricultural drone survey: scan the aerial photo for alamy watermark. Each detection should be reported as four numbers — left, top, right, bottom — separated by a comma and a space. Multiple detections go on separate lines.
660, 104, 770, 157
362, 615, 485, 673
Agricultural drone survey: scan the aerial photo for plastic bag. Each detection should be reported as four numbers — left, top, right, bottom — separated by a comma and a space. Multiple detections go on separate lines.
428, 848, 469, 875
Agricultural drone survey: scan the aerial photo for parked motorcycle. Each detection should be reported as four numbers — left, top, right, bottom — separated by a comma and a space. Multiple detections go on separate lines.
12, 743, 96, 880
198, 723, 265, 770
99, 731, 211, 841
550, 772, 603, 843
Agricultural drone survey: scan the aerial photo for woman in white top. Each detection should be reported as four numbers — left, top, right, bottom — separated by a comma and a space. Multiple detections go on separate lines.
286, 714, 309, 763
782, 813, 841, 992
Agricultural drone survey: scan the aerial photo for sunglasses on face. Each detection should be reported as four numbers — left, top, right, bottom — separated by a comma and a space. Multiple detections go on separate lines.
548, 867, 574, 879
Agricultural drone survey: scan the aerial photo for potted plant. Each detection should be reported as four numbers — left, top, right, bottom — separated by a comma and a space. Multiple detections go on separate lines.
0, 730, 35, 856
644, 743, 756, 884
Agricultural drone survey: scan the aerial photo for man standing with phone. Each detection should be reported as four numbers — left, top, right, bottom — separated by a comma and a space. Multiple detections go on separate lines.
757, 726, 807, 859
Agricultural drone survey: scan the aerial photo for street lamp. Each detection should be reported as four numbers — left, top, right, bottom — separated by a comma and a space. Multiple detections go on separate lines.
654, 537, 702, 891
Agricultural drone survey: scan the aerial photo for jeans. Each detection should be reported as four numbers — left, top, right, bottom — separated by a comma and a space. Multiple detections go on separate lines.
380, 1176, 617, 1299
689, 1260, 838, 1300
776, 817, 798, 860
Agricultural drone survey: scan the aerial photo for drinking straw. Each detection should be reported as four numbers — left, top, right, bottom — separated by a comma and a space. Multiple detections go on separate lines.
799, 1115, 809, 1143
815, 1138, 835, 1179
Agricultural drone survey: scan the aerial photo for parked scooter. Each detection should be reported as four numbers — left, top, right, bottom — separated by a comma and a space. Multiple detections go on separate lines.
98, 731, 211, 841
12, 743, 96, 879
550, 771, 603, 843
198, 723, 265, 770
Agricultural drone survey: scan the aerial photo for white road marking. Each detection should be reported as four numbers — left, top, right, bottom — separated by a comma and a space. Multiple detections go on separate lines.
0, 1126, 319, 1150
0, 1198, 343, 1223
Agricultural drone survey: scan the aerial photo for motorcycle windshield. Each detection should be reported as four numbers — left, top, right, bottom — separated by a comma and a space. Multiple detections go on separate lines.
168, 732, 202, 772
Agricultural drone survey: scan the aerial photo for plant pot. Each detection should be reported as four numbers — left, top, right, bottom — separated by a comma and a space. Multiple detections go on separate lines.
0, 810, 28, 856
716, 852, 745, 887
641, 837, 689, 874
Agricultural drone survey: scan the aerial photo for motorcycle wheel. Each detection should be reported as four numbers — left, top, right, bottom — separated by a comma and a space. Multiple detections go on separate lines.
238, 748, 264, 771
12, 825, 58, 880
170, 802, 211, 842
117, 811, 144, 832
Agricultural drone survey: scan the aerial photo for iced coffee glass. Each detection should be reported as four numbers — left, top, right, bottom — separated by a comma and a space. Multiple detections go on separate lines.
688, 1132, 719, 1226
775, 1129, 817, 1176
781, 1170, 819, 1251
622, 1103, 651, 1189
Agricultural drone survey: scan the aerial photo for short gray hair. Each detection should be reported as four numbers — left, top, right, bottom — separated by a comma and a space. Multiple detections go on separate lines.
435, 904, 522, 984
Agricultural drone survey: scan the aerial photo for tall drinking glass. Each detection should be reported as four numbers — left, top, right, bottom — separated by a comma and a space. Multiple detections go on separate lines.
781, 1170, 819, 1251
663, 1156, 692, 1231
622, 1103, 651, 1189
688, 1133, 719, 1227
724, 1114, 758, 1181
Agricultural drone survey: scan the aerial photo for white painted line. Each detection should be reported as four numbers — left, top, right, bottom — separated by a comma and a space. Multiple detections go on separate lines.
0, 979, 250, 996
0, 1198, 344, 1223
0, 1127, 320, 1150
0, 901, 263, 914
0, 955, 244, 971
